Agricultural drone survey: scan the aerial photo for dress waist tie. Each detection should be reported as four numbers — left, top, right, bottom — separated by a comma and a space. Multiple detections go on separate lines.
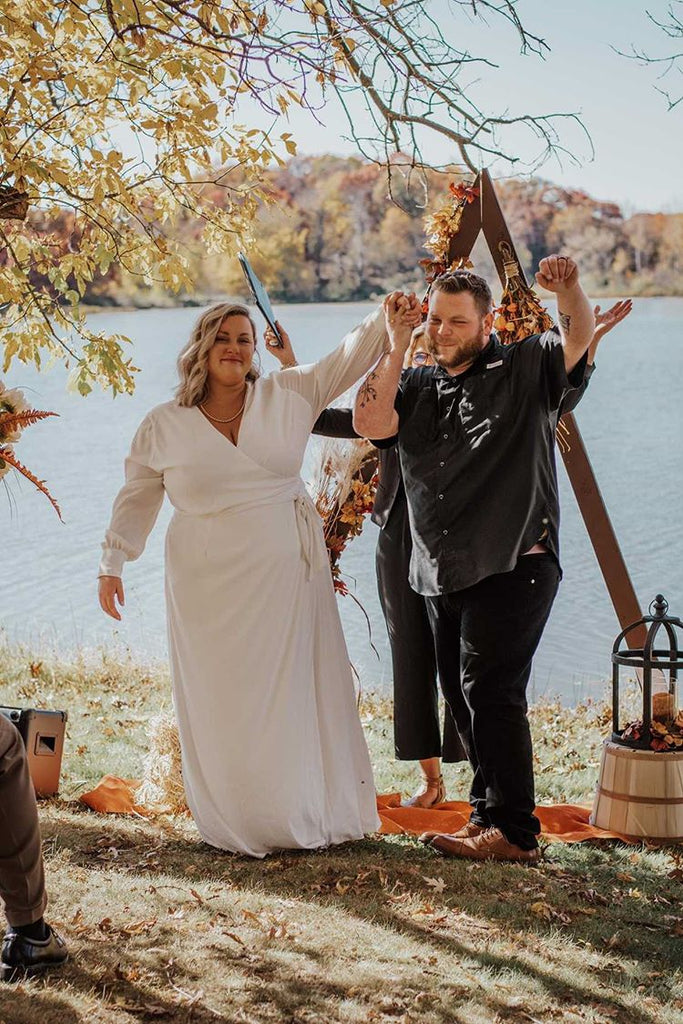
294, 491, 328, 581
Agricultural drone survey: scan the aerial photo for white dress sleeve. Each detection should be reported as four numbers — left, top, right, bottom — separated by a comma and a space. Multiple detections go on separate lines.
98, 415, 165, 578
276, 305, 388, 419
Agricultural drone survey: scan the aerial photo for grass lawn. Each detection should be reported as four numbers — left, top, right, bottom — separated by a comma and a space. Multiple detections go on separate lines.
0, 642, 681, 1024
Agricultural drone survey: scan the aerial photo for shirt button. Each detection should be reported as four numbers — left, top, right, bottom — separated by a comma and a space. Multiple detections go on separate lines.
438, 494, 444, 500
442, 529, 448, 536
443, 433, 449, 439
439, 461, 445, 467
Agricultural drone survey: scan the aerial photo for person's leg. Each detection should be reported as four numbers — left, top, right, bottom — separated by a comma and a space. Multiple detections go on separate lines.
441, 689, 468, 764
424, 591, 490, 820
0, 714, 67, 980
376, 499, 444, 805
417, 592, 494, 844
0, 715, 47, 929
458, 554, 560, 850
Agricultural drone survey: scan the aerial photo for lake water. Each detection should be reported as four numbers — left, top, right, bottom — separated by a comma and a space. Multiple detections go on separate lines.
1, 299, 682, 704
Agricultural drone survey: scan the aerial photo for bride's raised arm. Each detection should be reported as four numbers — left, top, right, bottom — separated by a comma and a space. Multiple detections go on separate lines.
273, 293, 419, 419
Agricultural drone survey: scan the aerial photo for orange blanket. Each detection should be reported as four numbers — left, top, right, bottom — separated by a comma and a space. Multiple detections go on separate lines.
79, 777, 635, 844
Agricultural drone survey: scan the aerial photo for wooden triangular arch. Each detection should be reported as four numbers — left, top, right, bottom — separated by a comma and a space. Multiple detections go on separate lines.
446, 169, 646, 649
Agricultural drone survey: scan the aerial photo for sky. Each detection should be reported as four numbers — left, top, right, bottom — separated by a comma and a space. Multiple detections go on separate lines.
241, 0, 682, 214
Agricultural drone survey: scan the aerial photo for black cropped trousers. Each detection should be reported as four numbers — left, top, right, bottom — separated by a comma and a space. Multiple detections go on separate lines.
375, 493, 466, 763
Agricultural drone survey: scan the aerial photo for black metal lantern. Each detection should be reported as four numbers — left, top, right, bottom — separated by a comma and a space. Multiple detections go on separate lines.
612, 594, 682, 749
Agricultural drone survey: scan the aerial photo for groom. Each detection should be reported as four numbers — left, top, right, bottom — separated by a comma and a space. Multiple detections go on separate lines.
354, 257, 594, 862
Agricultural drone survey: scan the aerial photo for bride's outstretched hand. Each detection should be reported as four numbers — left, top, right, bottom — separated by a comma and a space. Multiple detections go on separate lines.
264, 321, 297, 368
99, 575, 125, 621
384, 291, 422, 351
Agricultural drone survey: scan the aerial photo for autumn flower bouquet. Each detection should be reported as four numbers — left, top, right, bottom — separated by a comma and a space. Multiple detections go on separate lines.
310, 437, 378, 596
493, 241, 555, 344
0, 381, 61, 517
621, 709, 683, 752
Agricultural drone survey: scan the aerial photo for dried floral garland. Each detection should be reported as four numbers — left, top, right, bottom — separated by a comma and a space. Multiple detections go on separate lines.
419, 180, 480, 287
0, 382, 61, 518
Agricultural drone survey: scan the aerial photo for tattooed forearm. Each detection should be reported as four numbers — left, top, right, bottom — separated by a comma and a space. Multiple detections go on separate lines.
559, 312, 572, 334
357, 371, 378, 408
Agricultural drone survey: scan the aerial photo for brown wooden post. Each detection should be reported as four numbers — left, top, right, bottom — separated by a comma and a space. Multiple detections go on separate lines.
445, 169, 646, 648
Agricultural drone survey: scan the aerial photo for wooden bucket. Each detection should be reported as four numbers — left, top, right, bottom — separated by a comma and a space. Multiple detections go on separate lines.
590, 740, 683, 841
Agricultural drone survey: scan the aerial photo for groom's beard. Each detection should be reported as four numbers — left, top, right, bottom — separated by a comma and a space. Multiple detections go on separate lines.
430, 325, 488, 373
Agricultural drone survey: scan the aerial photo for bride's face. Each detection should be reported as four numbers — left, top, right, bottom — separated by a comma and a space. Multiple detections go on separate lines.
206, 315, 255, 387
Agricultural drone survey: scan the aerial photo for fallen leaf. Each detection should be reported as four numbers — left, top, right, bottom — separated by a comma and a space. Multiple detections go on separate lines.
530, 901, 553, 921
423, 876, 446, 894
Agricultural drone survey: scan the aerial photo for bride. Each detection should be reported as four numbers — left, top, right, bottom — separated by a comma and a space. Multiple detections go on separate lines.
98, 292, 420, 857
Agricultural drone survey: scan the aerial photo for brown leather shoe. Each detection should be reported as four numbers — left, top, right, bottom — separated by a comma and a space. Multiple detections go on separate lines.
401, 774, 445, 809
430, 827, 540, 863
418, 820, 485, 845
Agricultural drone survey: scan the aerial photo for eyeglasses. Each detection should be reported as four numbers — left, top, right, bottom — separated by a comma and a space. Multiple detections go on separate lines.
412, 351, 430, 365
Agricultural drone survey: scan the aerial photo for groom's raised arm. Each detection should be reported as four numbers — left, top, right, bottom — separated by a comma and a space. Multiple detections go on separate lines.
353, 292, 416, 439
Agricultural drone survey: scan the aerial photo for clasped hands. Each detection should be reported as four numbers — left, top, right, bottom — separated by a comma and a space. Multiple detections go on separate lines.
383, 290, 422, 351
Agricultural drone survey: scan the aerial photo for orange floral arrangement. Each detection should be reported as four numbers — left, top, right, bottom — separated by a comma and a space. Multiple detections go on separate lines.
622, 709, 683, 752
493, 241, 555, 344
0, 382, 62, 518
311, 438, 378, 596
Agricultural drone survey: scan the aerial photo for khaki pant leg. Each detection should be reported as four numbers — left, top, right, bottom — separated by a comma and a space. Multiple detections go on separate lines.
0, 714, 47, 927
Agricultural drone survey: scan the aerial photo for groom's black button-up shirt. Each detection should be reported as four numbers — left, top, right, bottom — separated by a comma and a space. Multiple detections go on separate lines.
374, 330, 587, 597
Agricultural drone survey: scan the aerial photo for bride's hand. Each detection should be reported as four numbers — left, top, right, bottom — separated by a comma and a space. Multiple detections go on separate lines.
264, 321, 297, 368
384, 291, 423, 351
99, 576, 125, 621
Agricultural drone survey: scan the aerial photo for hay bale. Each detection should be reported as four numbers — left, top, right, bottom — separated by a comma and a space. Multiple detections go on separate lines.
138, 711, 189, 814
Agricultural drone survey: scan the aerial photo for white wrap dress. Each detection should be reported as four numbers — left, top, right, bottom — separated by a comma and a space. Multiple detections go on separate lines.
99, 307, 386, 856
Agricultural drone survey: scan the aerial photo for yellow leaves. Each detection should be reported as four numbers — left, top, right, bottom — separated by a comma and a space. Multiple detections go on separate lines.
11, 235, 31, 263
304, 0, 328, 17
49, 167, 70, 189
199, 102, 219, 122
281, 132, 297, 156
129, 79, 147, 105
0, 0, 312, 397
164, 58, 183, 79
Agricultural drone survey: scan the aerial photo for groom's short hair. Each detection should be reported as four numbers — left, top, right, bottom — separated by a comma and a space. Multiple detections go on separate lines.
431, 271, 493, 318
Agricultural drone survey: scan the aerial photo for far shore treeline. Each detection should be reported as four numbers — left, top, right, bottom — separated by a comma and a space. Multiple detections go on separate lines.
26, 156, 683, 309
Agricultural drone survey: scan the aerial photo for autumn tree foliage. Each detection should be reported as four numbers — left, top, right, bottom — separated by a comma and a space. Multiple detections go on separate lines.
216, 160, 683, 301
0, 1, 584, 395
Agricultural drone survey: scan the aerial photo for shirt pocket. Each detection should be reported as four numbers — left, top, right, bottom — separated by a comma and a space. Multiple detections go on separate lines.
458, 370, 512, 449
401, 388, 439, 452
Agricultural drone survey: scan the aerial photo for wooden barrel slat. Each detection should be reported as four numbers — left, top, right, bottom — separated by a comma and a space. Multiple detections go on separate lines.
590, 740, 683, 841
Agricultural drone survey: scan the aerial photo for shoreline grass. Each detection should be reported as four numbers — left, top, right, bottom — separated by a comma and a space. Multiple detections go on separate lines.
0, 641, 681, 1024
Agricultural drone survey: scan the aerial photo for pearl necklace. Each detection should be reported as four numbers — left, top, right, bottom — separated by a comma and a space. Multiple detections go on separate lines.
200, 392, 247, 424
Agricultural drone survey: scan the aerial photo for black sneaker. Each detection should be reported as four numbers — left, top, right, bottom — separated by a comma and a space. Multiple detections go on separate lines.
1, 925, 68, 982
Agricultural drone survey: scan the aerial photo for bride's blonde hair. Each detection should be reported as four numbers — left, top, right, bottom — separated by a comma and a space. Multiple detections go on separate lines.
175, 302, 260, 407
